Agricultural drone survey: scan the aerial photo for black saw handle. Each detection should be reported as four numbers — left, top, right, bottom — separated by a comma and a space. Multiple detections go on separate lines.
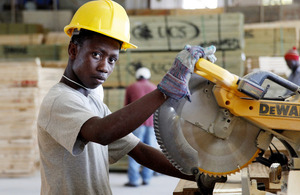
239, 70, 300, 99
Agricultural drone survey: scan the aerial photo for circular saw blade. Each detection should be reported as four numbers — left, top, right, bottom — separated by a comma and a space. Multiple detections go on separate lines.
154, 74, 261, 176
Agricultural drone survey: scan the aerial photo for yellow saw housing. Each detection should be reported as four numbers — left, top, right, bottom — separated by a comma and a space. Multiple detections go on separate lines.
154, 58, 300, 177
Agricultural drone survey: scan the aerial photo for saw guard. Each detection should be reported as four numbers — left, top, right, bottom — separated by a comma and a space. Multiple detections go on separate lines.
154, 74, 261, 176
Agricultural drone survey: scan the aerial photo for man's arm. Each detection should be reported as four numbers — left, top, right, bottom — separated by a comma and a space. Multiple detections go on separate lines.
80, 89, 166, 145
128, 142, 195, 182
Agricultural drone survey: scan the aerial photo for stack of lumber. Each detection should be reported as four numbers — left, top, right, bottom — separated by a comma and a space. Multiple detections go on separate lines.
0, 59, 40, 177
104, 13, 244, 88
101, 13, 245, 115
227, 4, 300, 24
128, 13, 244, 75
244, 20, 300, 74
244, 27, 297, 57
0, 23, 63, 61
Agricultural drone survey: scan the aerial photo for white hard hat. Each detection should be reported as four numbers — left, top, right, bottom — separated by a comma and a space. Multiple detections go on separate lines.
135, 67, 151, 80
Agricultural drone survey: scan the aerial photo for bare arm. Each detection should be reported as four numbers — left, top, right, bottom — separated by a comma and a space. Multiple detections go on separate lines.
128, 142, 195, 182
80, 89, 166, 145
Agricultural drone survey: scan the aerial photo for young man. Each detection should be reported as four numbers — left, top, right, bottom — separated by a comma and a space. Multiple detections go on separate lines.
285, 47, 300, 85
284, 47, 300, 95
37, 0, 219, 194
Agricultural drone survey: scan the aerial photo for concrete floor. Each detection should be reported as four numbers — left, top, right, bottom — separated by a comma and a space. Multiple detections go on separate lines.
0, 170, 180, 195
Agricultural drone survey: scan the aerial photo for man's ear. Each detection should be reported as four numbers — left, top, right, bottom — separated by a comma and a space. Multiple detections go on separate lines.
68, 42, 78, 59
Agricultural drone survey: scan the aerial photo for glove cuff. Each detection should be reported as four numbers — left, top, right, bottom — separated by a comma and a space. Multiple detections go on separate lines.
157, 72, 191, 101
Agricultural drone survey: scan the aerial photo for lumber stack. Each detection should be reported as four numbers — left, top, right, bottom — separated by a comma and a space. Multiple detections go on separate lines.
103, 13, 244, 88
129, 13, 244, 55
0, 59, 40, 177
244, 27, 297, 57
244, 21, 300, 74
101, 13, 245, 114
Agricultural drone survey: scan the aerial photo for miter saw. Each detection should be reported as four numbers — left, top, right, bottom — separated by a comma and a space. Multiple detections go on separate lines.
154, 59, 300, 193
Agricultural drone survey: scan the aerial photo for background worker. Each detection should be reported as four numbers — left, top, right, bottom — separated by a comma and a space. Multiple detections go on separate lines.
284, 46, 300, 94
124, 67, 157, 187
37, 0, 221, 194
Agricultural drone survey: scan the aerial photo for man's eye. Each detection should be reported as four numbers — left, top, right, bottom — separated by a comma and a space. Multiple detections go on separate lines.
92, 52, 101, 59
109, 57, 118, 64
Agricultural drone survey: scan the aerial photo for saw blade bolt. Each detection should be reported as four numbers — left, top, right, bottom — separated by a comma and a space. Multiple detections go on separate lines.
191, 167, 200, 176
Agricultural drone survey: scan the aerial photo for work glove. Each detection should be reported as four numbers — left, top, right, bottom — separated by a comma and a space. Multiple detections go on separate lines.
157, 45, 216, 101
192, 168, 227, 195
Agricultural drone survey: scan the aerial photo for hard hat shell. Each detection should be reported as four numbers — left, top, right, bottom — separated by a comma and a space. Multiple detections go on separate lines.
64, 0, 137, 50
136, 67, 151, 80
285, 46, 299, 61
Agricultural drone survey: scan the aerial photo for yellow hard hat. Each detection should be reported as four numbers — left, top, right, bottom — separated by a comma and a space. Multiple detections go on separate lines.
64, 0, 137, 50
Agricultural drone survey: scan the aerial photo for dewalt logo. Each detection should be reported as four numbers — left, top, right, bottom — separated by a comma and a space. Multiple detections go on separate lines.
259, 103, 300, 118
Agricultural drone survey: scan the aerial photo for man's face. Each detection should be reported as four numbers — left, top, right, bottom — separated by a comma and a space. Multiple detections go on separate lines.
72, 35, 120, 89
286, 59, 300, 72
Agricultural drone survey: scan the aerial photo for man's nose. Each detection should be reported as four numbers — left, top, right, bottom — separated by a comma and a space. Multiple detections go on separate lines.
97, 60, 109, 73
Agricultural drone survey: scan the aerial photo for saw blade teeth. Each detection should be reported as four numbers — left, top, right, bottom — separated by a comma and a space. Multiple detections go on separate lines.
153, 109, 186, 172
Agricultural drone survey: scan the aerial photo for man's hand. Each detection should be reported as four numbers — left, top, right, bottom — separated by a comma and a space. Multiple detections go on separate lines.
157, 45, 216, 101
192, 168, 227, 195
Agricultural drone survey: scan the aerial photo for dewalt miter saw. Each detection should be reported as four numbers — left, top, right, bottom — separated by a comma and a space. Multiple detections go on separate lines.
154, 59, 300, 181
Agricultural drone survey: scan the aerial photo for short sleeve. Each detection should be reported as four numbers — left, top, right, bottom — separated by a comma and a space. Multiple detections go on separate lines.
108, 133, 140, 164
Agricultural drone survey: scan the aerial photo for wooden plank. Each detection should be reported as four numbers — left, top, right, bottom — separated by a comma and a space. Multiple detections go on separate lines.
44, 32, 70, 45
170, 8, 224, 16
0, 45, 60, 61
173, 179, 198, 195
8, 23, 27, 34
0, 23, 8, 34
126, 8, 224, 16
0, 60, 40, 88
0, 33, 44, 45
287, 170, 300, 194
41, 60, 67, 68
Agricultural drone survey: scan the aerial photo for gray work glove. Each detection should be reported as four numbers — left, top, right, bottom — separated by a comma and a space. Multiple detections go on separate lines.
157, 45, 216, 102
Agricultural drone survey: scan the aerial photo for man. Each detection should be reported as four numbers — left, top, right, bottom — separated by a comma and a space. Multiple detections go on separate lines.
284, 47, 300, 95
124, 67, 157, 187
37, 0, 220, 194
285, 46, 300, 85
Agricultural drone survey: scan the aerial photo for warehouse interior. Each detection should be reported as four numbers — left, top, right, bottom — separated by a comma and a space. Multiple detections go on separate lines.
1, 0, 300, 194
